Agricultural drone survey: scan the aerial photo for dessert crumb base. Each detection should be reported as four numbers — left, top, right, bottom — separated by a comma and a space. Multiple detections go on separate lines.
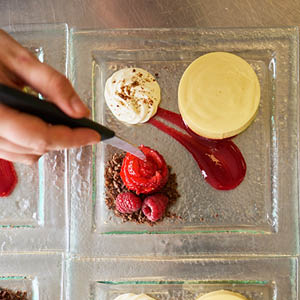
104, 153, 182, 226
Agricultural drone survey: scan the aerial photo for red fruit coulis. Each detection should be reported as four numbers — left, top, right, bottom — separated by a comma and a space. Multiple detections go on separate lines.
149, 108, 246, 190
0, 159, 18, 197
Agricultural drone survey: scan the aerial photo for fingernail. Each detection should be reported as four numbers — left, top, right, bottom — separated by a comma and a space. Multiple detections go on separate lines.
71, 96, 89, 115
87, 132, 101, 145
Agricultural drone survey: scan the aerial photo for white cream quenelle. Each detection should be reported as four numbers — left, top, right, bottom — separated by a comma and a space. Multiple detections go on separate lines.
105, 67, 161, 124
113, 293, 156, 300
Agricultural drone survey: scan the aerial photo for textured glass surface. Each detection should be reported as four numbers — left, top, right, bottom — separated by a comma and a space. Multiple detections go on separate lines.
0, 25, 298, 300
0, 49, 44, 228
0, 253, 63, 300
95, 282, 271, 300
66, 257, 297, 300
0, 277, 34, 299
70, 28, 299, 256
93, 50, 272, 234
0, 24, 68, 252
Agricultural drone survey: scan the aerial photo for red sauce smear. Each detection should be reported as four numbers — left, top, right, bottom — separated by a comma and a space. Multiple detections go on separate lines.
149, 108, 246, 190
0, 159, 18, 197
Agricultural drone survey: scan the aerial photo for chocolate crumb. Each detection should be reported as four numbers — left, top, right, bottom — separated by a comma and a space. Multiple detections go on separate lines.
155, 73, 159, 78
132, 69, 136, 72
104, 153, 181, 225
131, 80, 139, 87
0, 287, 28, 300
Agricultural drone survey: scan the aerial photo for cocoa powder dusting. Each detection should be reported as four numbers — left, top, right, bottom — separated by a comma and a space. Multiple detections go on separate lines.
104, 153, 181, 225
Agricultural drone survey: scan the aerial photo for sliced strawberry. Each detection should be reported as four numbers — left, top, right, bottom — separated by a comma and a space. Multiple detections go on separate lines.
120, 145, 169, 194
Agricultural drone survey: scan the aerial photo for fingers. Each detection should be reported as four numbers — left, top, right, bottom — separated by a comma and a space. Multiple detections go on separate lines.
0, 63, 25, 89
0, 30, 100, 165
0, 29, 89, 118
0, 149, 40, 165
0, 136, 36, 154
0, 104, 100, 156
19, 61, 90, 118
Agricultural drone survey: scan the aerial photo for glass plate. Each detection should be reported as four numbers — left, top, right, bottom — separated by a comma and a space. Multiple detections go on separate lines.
0, 24, 69, 252
66, 257, 297, 300
69, 28, 299, 257
0, 253, 63, 300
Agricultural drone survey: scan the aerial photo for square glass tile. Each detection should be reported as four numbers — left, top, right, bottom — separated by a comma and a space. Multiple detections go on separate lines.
0, 253, 63, 300
66, 257, 297, 300
70, 28, 299, 256
92, 49, 273, 234
94, 282, 271, 300
0, 24, 68, 252
0, 277, 34, 299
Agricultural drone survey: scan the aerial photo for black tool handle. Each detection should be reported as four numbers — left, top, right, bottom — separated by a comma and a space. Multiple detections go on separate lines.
0, 84, 115, 141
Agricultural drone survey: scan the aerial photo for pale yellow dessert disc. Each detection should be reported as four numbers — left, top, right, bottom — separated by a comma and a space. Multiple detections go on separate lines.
195, 290, 249, 300
178, 52, 260, 139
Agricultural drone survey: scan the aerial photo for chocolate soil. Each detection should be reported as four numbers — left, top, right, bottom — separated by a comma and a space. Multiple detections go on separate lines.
104, 153, 181, 226
0, 287, 28, 300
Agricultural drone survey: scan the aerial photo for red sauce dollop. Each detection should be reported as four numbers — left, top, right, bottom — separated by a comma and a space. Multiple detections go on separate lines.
0, 159, 18, 197
120, 145, 169, 194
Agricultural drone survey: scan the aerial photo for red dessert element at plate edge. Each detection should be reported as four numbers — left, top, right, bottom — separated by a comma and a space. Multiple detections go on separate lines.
142, 194, 169, 222
115, 192, 142, 213
120, 145, 169, 195
0, 159, 18, 197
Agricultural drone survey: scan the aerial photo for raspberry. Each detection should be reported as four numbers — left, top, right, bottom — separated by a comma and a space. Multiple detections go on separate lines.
115, 192, 142, 214
142, 194, 169, 222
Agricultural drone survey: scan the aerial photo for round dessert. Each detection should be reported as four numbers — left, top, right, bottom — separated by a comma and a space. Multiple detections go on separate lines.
178, 52, 260, 139
114, 293, 156, 300
120, 145, 169, 195
196, 290, 249, 300
105, 67, 161, 124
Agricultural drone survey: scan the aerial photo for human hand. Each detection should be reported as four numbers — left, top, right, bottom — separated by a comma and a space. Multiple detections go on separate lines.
0, 29, 100, 164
